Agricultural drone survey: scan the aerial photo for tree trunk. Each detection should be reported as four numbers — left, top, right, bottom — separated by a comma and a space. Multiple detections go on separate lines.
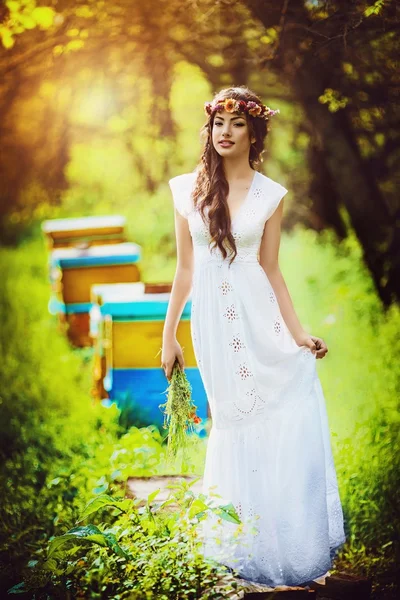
292, 65, 395, 305
244, 0, 398, 305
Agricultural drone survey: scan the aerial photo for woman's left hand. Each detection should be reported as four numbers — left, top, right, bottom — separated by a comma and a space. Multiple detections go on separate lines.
296, 333, 328, 359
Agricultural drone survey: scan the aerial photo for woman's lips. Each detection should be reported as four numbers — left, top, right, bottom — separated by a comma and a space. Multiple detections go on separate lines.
219, 141, 235, 147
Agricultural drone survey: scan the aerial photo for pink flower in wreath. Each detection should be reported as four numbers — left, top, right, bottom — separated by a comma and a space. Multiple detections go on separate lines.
264, 106, 280, 118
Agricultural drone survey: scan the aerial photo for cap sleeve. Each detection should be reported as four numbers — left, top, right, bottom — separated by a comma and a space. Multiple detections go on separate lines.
168, 172, 197, 219
264, 177, 288, 221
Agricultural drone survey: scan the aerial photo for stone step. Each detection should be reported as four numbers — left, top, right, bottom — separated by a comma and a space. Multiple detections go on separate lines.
237, 582, 317, 598
127, 474, 203, 505
307, 573, 372, 599
231, 573, 371, 598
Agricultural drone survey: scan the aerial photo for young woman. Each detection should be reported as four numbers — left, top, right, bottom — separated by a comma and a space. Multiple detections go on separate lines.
161, 86, 346, 587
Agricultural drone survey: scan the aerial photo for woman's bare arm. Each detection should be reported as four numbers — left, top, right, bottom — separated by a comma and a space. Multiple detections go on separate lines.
162, 208, 194, 343
258, 200, 309, 346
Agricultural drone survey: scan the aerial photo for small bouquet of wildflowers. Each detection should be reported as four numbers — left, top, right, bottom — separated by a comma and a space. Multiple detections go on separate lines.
159, 359, 202, 460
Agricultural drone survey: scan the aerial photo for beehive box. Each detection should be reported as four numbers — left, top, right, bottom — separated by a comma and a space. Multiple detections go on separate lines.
49, 242, 141, 346
89, 283, 208, 430
90, 282, 146, 400
41, 215, 126, 251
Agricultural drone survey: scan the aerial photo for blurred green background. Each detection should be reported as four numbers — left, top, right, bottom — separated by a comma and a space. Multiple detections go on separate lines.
0, 1, 399, 598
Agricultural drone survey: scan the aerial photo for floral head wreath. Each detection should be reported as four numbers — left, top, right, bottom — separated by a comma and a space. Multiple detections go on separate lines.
204, 97, 280, 121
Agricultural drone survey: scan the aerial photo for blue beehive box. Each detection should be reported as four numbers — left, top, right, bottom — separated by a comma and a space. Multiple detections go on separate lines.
89, 283, 208, 433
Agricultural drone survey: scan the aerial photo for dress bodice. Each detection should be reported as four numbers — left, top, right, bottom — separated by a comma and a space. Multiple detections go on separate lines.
168, 170, 288, 267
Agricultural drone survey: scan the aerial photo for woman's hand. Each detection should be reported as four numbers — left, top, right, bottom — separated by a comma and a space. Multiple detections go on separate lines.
295, 332, 328, 359
161, 336, 185, 381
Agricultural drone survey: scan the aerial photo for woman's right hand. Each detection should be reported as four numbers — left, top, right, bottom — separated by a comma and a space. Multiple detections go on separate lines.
161, 337, 185, 381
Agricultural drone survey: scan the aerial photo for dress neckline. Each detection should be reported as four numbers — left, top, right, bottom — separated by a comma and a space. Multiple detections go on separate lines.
228, 170, 258, 224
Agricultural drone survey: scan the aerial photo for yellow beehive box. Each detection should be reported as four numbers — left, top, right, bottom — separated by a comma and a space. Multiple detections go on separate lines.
50, 243, 141, 305
48, 243, 141, 347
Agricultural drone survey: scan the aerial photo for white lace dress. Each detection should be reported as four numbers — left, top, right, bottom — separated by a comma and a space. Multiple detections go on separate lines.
168, 169, 346, 587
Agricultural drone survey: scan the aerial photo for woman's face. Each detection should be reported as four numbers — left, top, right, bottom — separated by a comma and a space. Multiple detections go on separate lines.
211, 108, 254, 159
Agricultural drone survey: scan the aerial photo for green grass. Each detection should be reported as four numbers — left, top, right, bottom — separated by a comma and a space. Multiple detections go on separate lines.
0, 223, 399, 598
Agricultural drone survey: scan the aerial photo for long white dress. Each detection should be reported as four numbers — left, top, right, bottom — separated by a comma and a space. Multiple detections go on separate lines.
168, 169, 346, 587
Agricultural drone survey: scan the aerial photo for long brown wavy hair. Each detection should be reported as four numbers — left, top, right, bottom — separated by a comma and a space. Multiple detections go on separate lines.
192, 86, 271, 265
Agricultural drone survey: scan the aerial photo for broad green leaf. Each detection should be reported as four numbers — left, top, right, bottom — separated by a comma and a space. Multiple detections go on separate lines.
47, 525, 108, 558
147, 488, 161, 505
47, 524, 130, 560
102, 532, 131, 558
77, 494, 131, 522
188, 498, 209, 519
7, 581, 28, 595
215, 502, 241, 524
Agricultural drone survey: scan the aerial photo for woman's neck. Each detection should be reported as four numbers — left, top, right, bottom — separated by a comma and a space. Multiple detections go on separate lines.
222, 158, 253, 182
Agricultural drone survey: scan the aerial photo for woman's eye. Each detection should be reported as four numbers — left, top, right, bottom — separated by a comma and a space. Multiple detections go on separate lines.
215, 122, 245, 127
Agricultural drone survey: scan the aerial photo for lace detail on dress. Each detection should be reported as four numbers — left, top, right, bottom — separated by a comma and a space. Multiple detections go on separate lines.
273, 318, 282, 335
233, 396, 257, 415
232, 386, 265, 416
253, 186, 263, 199
219, 279, 233, 295
243, 206, 257, 220
232, 230, 244, 243
236, 363, 252, 380
247, 387, 265, 405
201, 222, 209, 238
224, 303, 239, 322
229, 334, 245, 352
